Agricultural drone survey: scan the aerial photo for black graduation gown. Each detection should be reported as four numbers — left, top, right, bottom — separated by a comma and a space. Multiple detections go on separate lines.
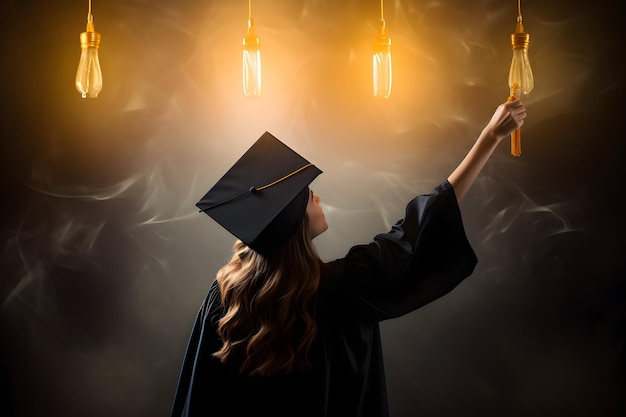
171, 180, 478, 417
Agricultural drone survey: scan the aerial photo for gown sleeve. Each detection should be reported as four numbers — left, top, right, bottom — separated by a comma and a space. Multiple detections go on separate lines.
170, 280, 224, 417
322, 180, 478, 322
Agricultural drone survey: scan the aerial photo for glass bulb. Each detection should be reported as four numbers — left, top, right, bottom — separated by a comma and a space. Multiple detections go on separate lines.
373, 21, 392, 98
243, 18, 261, 98
508, 33, 534, 97
75, 23, 102, 99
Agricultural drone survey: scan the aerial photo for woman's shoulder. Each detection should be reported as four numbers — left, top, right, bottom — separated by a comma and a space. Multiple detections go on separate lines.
200, 279, 224, 326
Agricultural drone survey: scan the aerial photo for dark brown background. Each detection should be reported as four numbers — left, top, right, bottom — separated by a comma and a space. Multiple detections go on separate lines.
1, 0, 624, 416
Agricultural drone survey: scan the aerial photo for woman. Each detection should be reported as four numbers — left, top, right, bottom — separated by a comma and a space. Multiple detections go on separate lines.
171, 99, 527, 416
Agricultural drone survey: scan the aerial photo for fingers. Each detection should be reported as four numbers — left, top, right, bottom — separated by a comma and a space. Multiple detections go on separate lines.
505, 99, 527, 125
505, 98, 523, 108
505, 99, 526, 113
485, 99, 528, 140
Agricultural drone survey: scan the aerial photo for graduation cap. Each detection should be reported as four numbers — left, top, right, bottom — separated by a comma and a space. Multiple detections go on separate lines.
196, 131, 323, 256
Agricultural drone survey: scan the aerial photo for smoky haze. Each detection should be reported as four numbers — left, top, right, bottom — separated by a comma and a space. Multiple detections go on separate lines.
0, 0, 624, 416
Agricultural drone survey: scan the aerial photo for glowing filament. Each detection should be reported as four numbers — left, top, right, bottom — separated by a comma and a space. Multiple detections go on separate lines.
243, 1, 261, 98
373, 1, 392, 98
507, 0, 533, 156
75, 0, 102, 98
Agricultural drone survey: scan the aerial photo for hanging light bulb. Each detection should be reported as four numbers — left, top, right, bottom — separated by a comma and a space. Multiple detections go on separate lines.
373, 0, 392, 98
507, 0, 534, 156
75, 0, 103, 99
243, 0, 261, 98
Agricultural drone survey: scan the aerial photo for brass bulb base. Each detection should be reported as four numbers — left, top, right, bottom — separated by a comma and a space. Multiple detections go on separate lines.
375, 20, 391, 44
374, 20, 391, 52
373, 40, 391, 54
79, 31, 101, 48
511, 32, 530, 49
243, 18, 260, 48
243, 35, 260, 48
374, 35, 391, 47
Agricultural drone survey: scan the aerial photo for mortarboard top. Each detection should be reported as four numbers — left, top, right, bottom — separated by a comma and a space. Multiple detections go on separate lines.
196, 131, 322, 256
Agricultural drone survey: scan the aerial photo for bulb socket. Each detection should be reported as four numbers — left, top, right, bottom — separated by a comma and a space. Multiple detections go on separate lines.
243, 18, 260, 49
511, 32, 530, 49
80, 31, 101, 48
374, 20, 391, 49
243, 35, 260, 50
373, 39, 391, 54
374, 22, 391, 53
374, 34, 391, 46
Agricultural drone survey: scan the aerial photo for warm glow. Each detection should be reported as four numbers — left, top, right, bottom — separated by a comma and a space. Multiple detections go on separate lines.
373, 0, 392, 98
508, 0, 534, 97
508, 0, 533, 156
243, 0, 261, 97
509, 40, 534, 97
75, 0, 102, 98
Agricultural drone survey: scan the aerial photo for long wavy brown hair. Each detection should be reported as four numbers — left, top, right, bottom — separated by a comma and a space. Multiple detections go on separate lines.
212, 215, 322, 377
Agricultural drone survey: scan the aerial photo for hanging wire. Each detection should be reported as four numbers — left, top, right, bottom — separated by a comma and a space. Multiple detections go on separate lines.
88, 0, 93, 22
380, 0, 385, 22
515, 0, 524, 32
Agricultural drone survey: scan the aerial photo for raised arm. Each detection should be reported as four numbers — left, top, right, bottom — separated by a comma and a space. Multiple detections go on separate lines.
447, 99, 527, 202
